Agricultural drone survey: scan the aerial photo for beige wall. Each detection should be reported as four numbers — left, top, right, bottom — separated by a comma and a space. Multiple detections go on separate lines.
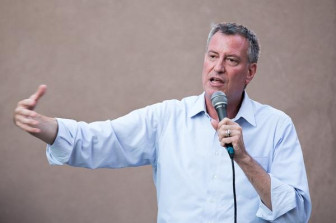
1, 0, 335, 222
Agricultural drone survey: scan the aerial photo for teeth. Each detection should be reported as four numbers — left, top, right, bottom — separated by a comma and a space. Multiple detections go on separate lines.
210, 77, 224, 84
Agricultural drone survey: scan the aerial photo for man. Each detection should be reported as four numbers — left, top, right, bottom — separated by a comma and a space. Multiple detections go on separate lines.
14, 23, 311, 222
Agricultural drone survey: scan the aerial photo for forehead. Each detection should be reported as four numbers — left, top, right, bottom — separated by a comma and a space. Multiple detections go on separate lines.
207, 32, 249, 56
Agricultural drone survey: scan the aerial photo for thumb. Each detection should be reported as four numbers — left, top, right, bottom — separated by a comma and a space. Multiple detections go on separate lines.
30, 84, 47, 102
211, 119, 219, 131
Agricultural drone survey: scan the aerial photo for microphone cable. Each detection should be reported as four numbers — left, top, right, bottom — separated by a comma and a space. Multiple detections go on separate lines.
229, 153, 237, 223
226, 144, 237, 223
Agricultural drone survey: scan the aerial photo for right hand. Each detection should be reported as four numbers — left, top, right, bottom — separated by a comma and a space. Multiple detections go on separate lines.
14, 85, 47, 133
14, 85, 58, 144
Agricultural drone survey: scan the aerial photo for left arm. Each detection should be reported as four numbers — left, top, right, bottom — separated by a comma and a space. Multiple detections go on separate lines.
213, 118, 272, 209
212, 117, 311, 222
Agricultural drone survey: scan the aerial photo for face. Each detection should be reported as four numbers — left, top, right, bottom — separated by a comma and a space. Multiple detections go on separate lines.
202, 32, 256, 105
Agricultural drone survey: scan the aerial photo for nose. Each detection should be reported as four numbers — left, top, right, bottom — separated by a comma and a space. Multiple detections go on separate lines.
214, 59, 225, 73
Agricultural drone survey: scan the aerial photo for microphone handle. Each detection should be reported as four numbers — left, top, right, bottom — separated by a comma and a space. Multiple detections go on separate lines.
215, 105, 234, 159
215, 105, 227, 121
226, 143, 234, 159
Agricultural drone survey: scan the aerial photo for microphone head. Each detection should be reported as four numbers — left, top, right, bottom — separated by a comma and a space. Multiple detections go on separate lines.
211, 91, 227, 108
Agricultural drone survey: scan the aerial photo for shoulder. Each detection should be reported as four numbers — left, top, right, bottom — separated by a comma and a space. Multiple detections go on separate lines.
162, 95, 199, 105
248, 99, 299, 144
251, 99, 293, 125
138, 94, 202, 122
148, 94, 200, 111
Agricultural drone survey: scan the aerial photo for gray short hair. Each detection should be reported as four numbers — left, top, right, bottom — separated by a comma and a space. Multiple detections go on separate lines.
207, 23, 260, 64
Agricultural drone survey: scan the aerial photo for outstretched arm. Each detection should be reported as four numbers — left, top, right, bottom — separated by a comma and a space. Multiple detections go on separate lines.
14, 85, 58, 145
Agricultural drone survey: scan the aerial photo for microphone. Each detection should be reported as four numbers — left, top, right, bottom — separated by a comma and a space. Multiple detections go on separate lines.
211, 91, 234, 158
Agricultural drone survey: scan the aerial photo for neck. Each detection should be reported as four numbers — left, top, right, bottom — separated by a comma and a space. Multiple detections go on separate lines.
205, 92, 244, 120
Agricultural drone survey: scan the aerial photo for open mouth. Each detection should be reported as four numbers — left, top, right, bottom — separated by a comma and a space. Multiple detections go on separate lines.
210, 77, 224, 84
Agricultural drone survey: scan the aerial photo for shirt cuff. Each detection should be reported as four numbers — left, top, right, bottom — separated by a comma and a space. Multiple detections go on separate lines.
46, 118, 77, 165
256, 173, 296, 221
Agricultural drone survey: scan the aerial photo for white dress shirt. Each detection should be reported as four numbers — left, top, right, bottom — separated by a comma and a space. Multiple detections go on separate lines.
47, 92, 311, 222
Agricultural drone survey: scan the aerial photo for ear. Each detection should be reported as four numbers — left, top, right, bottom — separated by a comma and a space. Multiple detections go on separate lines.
245, 63, 257, 85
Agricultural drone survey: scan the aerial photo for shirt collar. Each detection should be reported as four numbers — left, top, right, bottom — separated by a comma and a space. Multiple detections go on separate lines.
188, 91, 256, 126
188, 92, 207, 118
233, 91, 256, 126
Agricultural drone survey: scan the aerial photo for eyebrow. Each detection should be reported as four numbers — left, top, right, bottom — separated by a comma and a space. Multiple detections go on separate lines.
207, 50, 241, 59
226, 54, 240, 59
207, 50, 220, 55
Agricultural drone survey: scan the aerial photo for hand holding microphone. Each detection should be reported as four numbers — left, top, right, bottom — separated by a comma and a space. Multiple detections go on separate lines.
211, 91, 247, 160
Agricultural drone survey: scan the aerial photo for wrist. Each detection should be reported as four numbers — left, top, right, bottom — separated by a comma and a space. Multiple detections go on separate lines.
32, 116, 58, 145
235, 152, 253, 167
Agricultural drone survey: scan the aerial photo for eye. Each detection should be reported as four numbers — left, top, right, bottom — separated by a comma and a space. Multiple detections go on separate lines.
226, 57, 239, 66
208, 54, 216, 59
207, 51, 218, 61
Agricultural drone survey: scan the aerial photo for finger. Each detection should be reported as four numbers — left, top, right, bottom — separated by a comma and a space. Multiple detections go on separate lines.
217, 118, 236, 133
18, 98, 36, 108
29, 84, 47, 102
218, 117, 232, 125
16, 116, 39, 127
15, 106, 38, 118
16, 121, 41, 133
220, 138, 231, 147
218, 125, 233, 135
220, 136, 238, 147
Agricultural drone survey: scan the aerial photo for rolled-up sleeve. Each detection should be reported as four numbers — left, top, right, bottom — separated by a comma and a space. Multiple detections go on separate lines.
47, 118, 77, 165
256, 117, 311, 222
